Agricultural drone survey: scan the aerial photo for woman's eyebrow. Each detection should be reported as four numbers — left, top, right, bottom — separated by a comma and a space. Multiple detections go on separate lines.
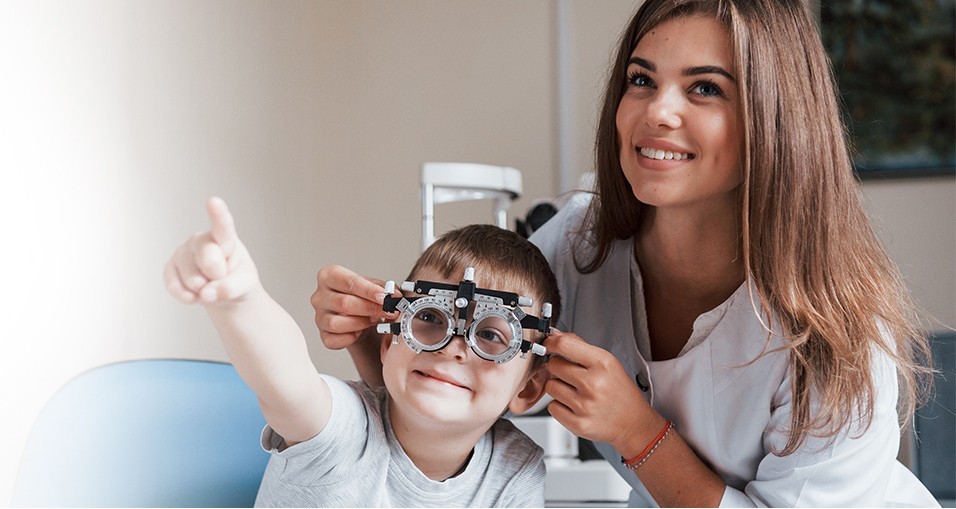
627, 57, 735, 82
685, 65, 736, 82
628, 56, 655, 71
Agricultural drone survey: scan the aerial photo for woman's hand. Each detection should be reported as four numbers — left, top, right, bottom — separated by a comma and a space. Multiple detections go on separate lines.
310, 265, 398, 350
544, 332, 662, 453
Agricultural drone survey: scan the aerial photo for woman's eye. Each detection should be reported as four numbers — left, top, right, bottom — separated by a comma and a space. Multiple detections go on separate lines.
692, 81, 723, 97
627, 71, 653, 88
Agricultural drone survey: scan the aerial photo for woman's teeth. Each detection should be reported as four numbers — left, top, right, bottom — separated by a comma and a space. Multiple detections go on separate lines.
640, 147, 693, 160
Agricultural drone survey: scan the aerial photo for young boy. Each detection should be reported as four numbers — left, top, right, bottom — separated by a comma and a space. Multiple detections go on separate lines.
163, 197, 560, 507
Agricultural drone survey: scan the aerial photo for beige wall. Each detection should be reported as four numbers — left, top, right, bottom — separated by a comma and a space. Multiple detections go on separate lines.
1, 1, 952, 504
0, 1, 557, 503
860, 177, 956, 330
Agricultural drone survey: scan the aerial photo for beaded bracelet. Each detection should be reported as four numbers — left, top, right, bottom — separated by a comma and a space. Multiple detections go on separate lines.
620, 420, 673, 471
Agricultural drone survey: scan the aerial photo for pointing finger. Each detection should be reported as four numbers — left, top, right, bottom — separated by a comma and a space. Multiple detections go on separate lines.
206, 196, 237, 256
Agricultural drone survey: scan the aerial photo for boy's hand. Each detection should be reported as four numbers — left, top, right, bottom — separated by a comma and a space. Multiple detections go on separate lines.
164, 197, 261, 306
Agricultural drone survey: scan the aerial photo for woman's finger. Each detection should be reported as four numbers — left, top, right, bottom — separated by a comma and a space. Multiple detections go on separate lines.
543, 375, 579, 409
545, 354, 589, 386
320, 265, 387, 305
543, 332, 603, 367
318, 312, 379, 335
546, 399, 582, 435
327, 291, 394, 322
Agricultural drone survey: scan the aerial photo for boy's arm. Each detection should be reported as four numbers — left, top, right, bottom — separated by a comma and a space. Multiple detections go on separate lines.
164, 197, 330, 445
206, 290, 330, 446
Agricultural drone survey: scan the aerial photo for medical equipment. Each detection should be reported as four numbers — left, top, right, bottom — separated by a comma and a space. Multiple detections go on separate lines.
421, 162, 522, 250
376, 266, 551, 364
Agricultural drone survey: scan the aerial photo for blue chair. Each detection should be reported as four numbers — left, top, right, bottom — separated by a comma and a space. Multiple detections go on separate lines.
14, 359, 270, 507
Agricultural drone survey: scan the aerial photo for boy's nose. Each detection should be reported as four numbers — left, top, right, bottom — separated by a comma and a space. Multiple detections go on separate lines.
438, 334, 469, 361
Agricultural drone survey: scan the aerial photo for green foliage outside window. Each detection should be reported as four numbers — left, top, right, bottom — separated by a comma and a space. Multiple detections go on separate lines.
821, 0, 955, 177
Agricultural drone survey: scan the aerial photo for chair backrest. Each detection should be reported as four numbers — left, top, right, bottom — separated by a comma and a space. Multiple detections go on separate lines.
913, 332, 956, 503
14, 359, 269, 507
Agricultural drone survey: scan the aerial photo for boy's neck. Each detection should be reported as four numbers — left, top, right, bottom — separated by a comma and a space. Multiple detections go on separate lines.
387, 397, 490, 481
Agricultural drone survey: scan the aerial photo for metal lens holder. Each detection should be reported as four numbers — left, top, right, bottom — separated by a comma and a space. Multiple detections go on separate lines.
376, 267, 551, 364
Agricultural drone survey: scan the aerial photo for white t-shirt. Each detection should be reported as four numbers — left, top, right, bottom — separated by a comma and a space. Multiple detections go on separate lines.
530, 193, 938, 507
254, 375, 545, 507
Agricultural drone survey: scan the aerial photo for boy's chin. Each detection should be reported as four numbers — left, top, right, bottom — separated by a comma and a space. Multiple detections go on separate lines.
395, 394, 504, 432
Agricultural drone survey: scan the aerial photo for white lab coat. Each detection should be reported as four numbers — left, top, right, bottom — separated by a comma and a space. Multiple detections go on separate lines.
530, 194, 938, 507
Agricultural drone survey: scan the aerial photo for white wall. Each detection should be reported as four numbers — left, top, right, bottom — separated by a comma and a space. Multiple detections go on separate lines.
1, 1, 952, 505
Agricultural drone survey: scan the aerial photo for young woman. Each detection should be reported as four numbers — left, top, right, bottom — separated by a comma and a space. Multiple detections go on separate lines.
311, 0, 937, 506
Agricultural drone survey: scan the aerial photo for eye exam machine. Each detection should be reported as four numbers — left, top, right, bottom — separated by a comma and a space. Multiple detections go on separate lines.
419, 162, 631, 507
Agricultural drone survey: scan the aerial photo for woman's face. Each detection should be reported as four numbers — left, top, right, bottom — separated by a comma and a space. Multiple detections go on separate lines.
616, 15, 742, 215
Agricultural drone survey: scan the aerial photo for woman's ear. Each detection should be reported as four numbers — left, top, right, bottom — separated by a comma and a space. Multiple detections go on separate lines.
508, 365, 548, 415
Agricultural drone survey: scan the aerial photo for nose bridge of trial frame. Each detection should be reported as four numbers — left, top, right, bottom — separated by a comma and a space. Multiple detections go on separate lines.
420, 162, 523, 251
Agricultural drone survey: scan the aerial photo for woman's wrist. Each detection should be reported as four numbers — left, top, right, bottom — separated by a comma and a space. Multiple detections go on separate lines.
612, 411, 670, 462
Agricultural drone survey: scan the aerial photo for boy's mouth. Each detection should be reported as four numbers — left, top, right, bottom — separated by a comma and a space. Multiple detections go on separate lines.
414, 370, 470, 391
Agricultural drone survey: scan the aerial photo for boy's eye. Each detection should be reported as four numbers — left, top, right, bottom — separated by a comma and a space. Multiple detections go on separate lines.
416, 310, 442, 324
471, 315, 513, 356
475, 328, 506, 344
410, 307, 451, 346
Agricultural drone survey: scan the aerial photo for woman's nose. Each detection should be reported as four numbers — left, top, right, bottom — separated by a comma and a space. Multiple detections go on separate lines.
644, 87, 683, 129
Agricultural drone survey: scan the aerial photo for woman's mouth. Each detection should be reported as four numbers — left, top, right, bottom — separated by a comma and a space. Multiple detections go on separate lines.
639, 146, 695, 161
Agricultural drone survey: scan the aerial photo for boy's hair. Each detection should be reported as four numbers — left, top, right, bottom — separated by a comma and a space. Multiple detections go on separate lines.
407, 224, 561, 370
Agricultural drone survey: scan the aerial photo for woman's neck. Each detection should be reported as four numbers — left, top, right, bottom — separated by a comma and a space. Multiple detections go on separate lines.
386, 397, 484, 481
634, 204, 745, 360
636, 203, 744, 301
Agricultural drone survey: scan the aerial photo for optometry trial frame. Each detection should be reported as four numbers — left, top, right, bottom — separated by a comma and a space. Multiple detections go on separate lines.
376, 267, 551, 364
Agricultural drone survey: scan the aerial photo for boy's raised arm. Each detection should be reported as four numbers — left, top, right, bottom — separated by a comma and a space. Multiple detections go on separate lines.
164, 197, 330, 446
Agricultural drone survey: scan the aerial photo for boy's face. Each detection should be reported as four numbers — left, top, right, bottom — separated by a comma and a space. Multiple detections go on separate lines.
380, 267, 544, 434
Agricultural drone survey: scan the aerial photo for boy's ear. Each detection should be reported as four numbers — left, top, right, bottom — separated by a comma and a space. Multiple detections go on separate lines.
508, 365, 548, 415
380, 333, 392, 361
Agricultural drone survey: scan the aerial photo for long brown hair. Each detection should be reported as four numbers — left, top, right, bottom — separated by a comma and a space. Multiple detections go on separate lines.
583, 0, 933, 454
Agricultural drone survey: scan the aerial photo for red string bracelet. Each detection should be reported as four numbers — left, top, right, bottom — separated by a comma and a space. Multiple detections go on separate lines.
620, 420, 673, 471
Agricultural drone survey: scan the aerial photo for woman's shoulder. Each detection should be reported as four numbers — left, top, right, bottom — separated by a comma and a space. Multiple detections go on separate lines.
529, 192, 593, 263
